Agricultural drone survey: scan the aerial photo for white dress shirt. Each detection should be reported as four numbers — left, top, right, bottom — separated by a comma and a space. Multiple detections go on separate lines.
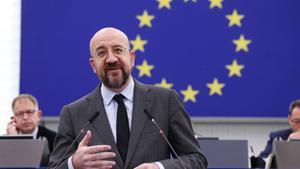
101, 76, 134, 142
20, 126, 38, 139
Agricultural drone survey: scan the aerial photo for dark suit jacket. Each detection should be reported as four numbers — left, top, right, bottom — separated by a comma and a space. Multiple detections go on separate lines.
37, 125, 57, 167
258, 128, 293, 158
37, 125, 57, 152
48, 80, 207, 169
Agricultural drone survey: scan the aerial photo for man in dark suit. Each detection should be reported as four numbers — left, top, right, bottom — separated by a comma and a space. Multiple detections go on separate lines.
258, 128, 292, 159
259, 100, 300, 159
48, 27, 207, 169
6, 94, 57, 166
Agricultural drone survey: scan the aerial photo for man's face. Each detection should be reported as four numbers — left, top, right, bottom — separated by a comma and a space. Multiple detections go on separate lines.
89, 28, 135, 91
13, 98, 41, 134
289, 107, 300, 131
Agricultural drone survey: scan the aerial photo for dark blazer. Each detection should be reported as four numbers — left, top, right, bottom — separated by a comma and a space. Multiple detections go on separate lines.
37, 125, 57, 152
37, 125, 57, 167
259, 128, 293, 158
49, 80, 207, 169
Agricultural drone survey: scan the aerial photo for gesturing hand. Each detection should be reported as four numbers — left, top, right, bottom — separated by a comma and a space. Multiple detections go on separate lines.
72, 130, 116, 169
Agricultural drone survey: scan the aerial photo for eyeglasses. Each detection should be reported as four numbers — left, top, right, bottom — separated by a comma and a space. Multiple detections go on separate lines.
93, 46, 128, 59
291, 119, 300, 124
14, 109, 37, 118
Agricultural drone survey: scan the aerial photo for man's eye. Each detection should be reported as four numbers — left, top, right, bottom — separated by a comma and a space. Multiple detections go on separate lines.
115, 47, 126, 54
97, 50, 107, 57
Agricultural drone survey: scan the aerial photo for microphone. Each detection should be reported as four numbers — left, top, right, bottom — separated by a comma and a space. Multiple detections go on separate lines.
250, 145, 255, 156
144, 109, 187, 169
53, 111, 100, 169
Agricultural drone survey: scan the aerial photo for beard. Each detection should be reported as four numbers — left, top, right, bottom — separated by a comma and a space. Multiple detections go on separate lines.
100, 64, 130, 89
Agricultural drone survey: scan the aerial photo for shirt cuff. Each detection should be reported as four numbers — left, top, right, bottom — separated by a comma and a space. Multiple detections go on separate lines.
67, 156, 75, 169
155, 162, 165, 169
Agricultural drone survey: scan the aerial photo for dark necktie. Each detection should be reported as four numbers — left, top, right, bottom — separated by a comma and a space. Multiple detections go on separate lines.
113, 94, 130, 163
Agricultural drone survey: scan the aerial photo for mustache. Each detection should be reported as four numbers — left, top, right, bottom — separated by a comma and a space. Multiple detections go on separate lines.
104, 63, 122, 70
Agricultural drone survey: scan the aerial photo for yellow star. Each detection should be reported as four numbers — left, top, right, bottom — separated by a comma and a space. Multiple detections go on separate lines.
207, 78, 225, 96
209, 0, 224, 9
226, 59, 245, 77
136, 60, 154, 77
130, 35, 148, 52
136, 10, 155, 28
226, 9, 244, 27
184, 0, 197, 3
233, 34, 252, 52
157, 0, 173, 10
181, 85, 199, 103
155, 78, 173, 89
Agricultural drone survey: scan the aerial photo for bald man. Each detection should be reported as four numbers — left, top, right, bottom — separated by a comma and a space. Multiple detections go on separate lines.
49, 27, 207, 169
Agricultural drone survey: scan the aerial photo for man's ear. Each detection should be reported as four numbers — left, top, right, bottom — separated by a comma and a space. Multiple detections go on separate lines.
89, 57, 97, 73
37, 110, 42, 119
288, 115, 293, 126
130, 50, 135, 67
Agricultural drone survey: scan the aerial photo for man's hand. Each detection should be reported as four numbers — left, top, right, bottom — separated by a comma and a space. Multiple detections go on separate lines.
288, 131, 300, 140
134, 163, 160, 169
6, 118, 18, 135
72, 130, 116, 169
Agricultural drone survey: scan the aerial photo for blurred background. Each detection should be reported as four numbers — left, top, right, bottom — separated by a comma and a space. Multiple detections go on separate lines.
1, 0, 299, 157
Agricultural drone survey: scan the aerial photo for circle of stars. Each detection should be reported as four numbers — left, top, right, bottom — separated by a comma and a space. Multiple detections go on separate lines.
131, 0, 252, 103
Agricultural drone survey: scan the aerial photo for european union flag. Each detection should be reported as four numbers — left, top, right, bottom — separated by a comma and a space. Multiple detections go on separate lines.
21, 0, 300, 117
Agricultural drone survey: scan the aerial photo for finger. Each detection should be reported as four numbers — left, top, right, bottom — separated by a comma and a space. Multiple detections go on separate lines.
79, 130, 92, 147
88, 166, 113, 169
7, 121, 16, 130
7, 121, 13, 126
86, 160, 116, 168
85, 144, 112, 154
7, 119, 14, 125
88, 152, 116, 161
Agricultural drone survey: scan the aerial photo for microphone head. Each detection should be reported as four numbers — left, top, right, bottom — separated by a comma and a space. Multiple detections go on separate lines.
88, 111, 100, 123
144, 109, 153, 119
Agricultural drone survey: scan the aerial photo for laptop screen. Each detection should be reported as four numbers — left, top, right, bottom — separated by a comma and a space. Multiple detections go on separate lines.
273, 140, 300, 169
0, 135, 33, 140
198, 139, 249, 168
0, 139, 45, 168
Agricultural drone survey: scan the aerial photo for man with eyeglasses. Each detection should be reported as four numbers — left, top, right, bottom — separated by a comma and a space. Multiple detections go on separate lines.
48, 27, 207, 169
6, 94, 57, 166
258, 100, 300, 159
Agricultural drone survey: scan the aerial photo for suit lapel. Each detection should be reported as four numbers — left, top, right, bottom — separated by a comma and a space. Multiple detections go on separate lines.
85, 85, 124, 168
125, 80, 154, 167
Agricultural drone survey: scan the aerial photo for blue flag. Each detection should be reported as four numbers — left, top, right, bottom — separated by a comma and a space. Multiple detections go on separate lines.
21, 0, 300, 117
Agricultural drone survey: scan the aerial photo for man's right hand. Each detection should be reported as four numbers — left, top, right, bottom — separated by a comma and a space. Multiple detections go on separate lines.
288, 131, 300, 140
6, 118, 18, 135
72, 130, 116, 169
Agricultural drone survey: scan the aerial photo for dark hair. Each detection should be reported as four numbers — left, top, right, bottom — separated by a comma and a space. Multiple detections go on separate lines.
289, 100, 300, 115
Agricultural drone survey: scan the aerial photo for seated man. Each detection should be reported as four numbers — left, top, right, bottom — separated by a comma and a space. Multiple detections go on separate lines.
252, 100, 300, 168
6, 94, 57, 167
259, 100, 300, 159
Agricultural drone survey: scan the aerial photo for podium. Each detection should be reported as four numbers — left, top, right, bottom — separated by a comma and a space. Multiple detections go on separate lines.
0, 139, 45, 168
197, 139, 249, 168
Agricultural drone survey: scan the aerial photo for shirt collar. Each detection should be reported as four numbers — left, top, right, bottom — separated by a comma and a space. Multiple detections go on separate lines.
101, 76, 134, 105
20, 126, 38, 139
